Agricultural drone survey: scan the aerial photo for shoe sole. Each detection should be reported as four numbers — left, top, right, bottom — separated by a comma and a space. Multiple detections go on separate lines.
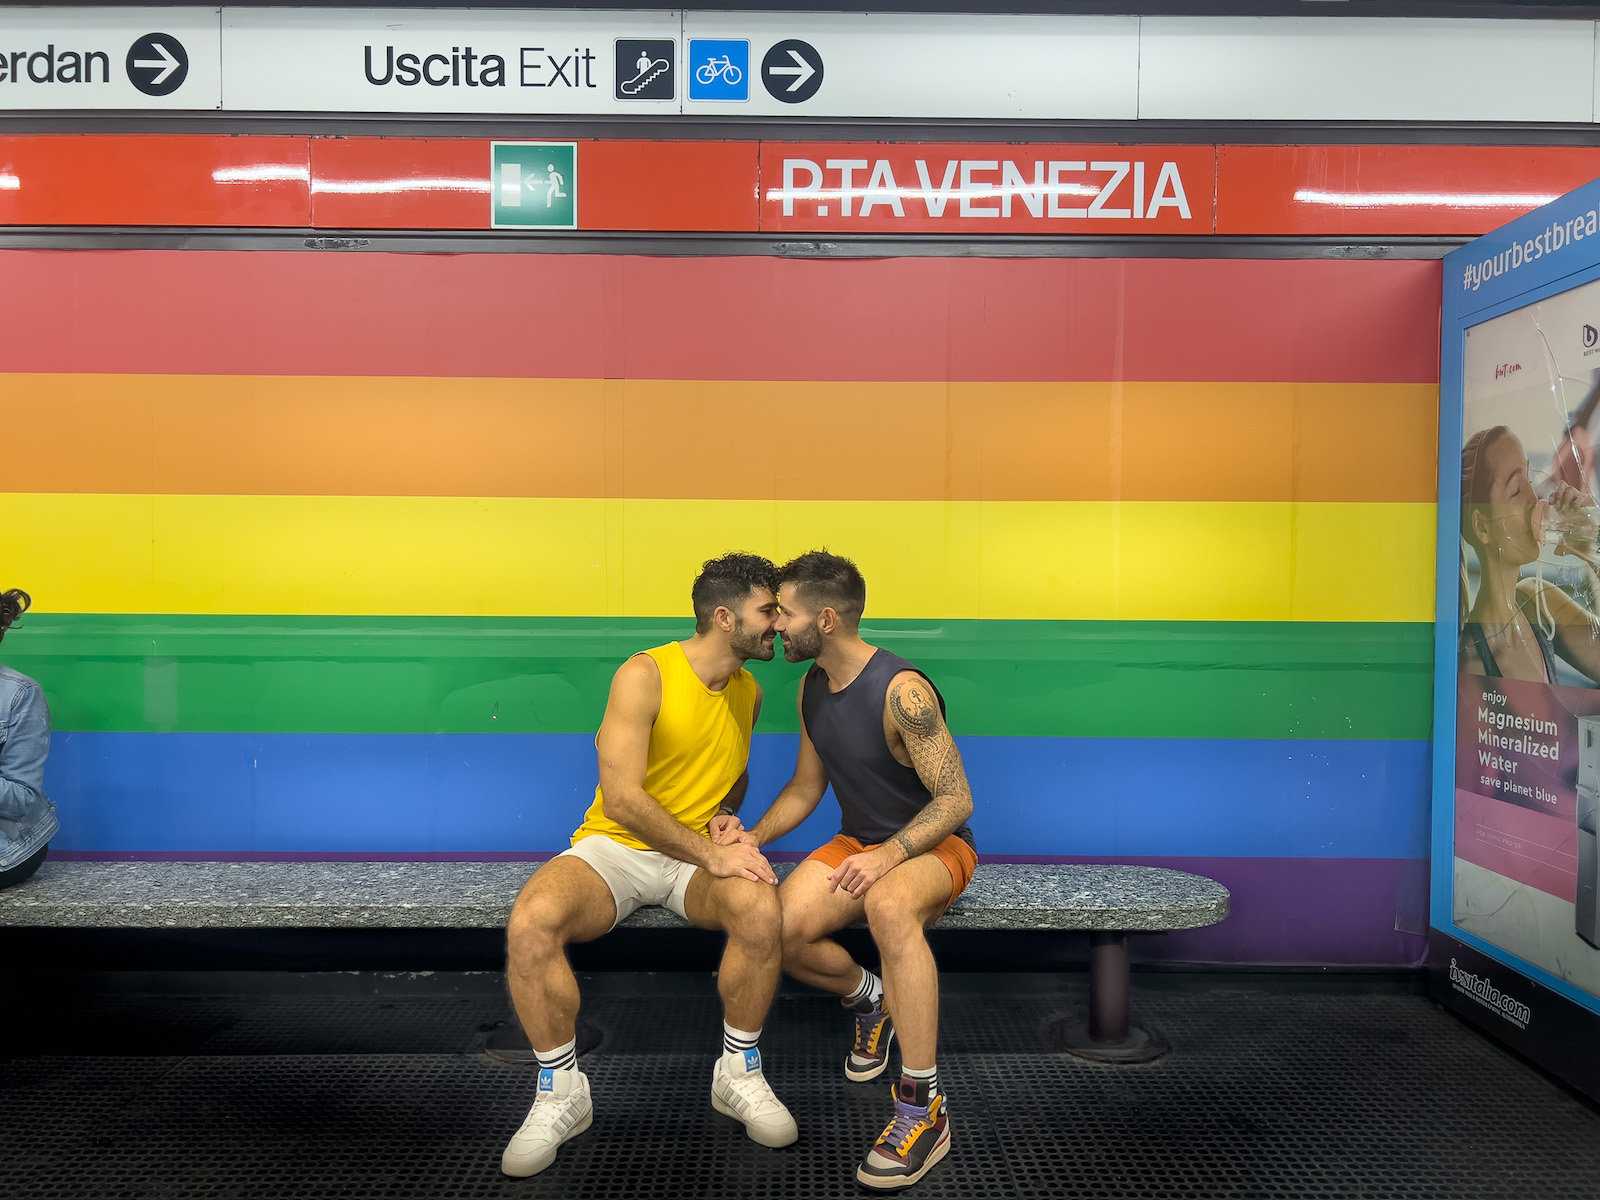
711, 1092, 799, 1148
499, 1109, 593, 1178
844, 1025, 895, 1083
855, 1126, 950, 1191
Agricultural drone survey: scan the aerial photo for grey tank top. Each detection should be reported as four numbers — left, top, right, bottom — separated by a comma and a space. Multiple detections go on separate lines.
801, 648, 975, 848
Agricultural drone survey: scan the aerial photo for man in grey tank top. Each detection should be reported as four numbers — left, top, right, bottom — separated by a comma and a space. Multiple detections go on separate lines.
734, 551, 978, 1191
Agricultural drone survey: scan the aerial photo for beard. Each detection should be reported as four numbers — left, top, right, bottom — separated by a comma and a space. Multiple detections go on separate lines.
780, 623, 823, 663
730, 617, 776, 662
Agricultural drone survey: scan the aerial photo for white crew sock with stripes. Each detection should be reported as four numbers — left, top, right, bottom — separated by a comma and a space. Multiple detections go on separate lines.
723, 1021, 761, 1058
844, 967, 884, 1013
534, 1037, 577, 1074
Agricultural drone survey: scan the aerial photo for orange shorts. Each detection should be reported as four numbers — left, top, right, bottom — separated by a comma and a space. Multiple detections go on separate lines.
806, 833, 979, 909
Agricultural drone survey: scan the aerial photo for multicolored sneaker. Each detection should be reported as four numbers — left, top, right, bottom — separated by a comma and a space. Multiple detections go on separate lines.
845, 1006, 895, 1082
855, 1079, 951, 1191
500, 1067, 593, 1178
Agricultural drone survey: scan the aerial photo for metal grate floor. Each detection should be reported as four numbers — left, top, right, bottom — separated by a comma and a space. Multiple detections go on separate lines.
5, 980, 1599, 1198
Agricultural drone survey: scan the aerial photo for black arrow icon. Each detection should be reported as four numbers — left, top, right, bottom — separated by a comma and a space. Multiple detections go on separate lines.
761, 39, 822, 104
126, 33, 188, 98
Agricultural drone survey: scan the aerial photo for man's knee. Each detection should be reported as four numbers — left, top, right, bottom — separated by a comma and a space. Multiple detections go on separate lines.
780, 903, 829, 961
718, 879, 782, 947
506, 897, 567, 966
864, 882, 928, 951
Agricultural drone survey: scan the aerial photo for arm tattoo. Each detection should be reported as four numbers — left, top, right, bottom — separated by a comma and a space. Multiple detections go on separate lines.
888, 681, 940, 738
887, 678, 975, 859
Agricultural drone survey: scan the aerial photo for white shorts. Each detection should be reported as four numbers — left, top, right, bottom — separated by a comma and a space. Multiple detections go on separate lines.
560, 834, 700, 930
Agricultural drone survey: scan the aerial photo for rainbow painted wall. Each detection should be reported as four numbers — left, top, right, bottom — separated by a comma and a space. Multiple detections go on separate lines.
0, 249, 1439, 963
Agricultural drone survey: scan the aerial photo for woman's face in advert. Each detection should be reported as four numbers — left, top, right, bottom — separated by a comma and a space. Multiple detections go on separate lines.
1475, 431, 1543, 566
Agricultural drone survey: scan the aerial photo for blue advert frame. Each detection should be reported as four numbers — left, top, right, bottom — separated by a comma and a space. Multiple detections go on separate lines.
1434, 179, 1600, 1033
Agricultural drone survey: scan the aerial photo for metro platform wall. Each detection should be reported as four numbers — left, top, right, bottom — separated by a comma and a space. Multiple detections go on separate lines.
0, 249, 1438, 964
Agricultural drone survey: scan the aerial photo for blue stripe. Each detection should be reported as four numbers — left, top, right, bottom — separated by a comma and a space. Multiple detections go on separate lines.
42, 732, 1428, 859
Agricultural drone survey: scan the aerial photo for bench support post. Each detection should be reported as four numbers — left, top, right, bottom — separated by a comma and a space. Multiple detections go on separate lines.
1044, 932, 1170, 1064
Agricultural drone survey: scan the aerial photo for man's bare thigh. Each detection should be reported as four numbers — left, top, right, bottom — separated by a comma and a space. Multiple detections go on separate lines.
779, 859, 867, 940
511, 854, 617, 944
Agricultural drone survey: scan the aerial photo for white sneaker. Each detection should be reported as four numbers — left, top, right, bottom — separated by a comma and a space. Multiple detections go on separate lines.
500, 1067, 593, 1178
711, 1048, 799, 1148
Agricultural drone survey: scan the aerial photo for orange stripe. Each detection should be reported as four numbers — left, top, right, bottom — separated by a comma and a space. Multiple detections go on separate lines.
5, 374, 1437, 502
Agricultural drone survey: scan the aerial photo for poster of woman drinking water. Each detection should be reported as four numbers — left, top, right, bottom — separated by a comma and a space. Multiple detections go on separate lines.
1456, 275, 1600, 993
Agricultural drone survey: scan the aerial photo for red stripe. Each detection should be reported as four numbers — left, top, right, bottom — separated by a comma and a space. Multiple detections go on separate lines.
0, 251, 1440, 382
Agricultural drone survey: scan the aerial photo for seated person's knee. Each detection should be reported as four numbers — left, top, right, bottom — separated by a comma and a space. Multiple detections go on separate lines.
506, 899, 565, 961
864, 886, 922, 944
724, 878, 782, 941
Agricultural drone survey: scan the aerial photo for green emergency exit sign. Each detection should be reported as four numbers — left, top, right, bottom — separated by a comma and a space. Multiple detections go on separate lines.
491, 142, 577, 229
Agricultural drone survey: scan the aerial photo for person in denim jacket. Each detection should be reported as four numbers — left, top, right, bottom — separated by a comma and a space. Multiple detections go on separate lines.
0, 588, 55, 889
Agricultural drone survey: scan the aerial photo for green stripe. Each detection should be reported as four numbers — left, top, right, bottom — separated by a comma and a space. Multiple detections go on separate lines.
4, 615, 1431, 741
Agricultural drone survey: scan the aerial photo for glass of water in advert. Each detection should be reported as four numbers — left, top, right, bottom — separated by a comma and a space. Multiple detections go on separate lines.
1535, 479, 1600, 560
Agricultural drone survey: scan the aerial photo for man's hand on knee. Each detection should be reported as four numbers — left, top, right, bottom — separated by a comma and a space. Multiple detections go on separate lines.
827, 844, 903, 899
708, 840, 779, 886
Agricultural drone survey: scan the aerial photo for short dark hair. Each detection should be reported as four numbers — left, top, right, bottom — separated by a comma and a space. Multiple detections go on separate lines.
0, 588, 31, 643
691, 554, 777, 634
778, 550, 866, 627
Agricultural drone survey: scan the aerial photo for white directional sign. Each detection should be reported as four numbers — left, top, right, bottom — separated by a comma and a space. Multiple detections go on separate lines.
221, 8, 1138, 119
222, 7, 680, 114
683, 12, 1141, 119
5, 8, 1578, 124
0, 7, 220, 109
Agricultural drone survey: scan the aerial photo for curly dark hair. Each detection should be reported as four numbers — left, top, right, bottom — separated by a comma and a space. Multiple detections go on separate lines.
778, 550, 866, 627
0, 588, 31, 643
691, 554, 778, 634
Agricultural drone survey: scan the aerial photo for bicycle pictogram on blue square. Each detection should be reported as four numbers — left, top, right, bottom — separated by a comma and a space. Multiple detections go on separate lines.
688, 39, 749, 101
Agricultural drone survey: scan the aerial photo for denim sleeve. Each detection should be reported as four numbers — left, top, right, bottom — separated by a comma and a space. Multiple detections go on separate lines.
0, 681, 50, 820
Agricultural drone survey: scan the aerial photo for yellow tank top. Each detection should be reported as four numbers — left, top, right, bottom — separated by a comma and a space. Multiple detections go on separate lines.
572, 641, 758, 852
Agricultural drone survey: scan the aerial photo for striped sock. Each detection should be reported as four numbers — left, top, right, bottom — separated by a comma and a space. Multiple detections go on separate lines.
534, 1037, 577, 1073
723, 1022, 761, 1057
844, 967, 884, 1013
901, 1063, 939, 1102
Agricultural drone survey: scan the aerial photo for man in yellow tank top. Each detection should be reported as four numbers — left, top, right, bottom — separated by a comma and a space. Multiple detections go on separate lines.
499, 554, 798, 1178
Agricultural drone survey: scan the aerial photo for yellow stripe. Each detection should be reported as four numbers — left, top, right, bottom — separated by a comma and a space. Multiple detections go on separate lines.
0, 494, 1434, 621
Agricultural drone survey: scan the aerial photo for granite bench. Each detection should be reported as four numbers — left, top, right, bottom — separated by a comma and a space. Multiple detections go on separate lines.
0, 859, 1229, 1063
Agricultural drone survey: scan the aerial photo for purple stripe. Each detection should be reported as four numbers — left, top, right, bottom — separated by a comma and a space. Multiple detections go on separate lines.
52, 850, 563, 862
49, 849, 834, 863
48, 852, 1428, 966
1101, 856, 1430, 967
